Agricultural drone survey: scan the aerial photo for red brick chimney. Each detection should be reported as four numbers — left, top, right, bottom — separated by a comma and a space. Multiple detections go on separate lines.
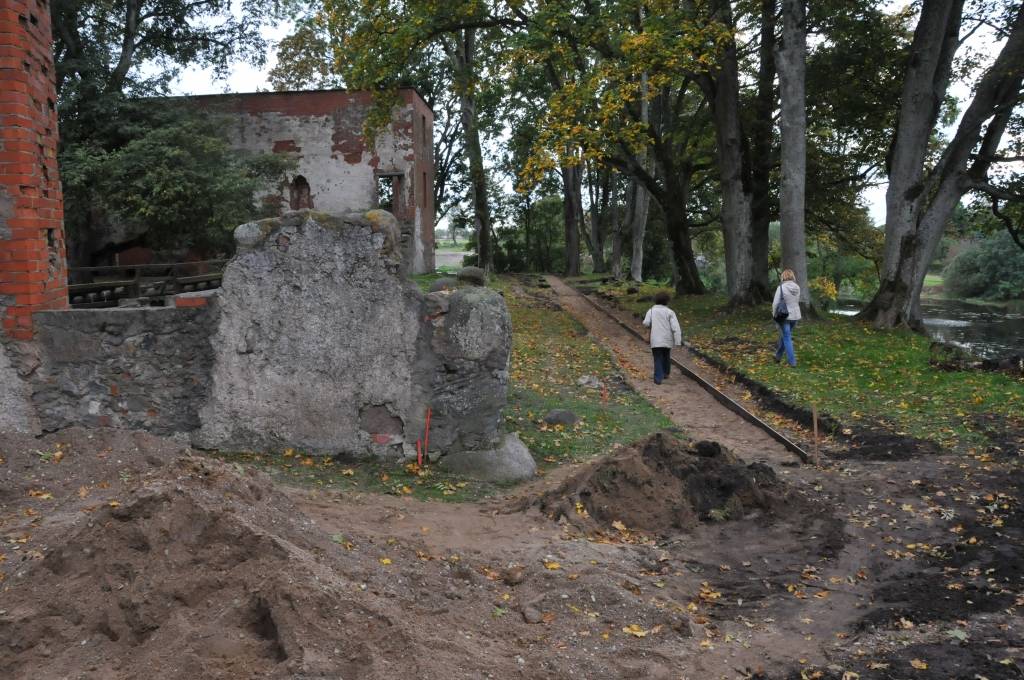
0, 0, 67, 341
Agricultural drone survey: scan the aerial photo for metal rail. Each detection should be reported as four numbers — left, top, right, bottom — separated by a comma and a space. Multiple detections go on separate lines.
565, 281, 812, 464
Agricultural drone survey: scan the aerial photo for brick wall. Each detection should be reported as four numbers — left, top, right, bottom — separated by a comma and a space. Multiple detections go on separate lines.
0, 0, 67, 341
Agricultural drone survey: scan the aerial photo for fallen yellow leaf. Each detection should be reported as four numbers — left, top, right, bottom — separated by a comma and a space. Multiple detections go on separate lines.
910, 659, 928, 670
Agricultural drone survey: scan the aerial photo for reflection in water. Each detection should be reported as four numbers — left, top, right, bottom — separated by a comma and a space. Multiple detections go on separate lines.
832, 298, 1024, 360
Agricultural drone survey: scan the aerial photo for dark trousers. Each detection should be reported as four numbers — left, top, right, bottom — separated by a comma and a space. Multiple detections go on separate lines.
652, 347, 672, 384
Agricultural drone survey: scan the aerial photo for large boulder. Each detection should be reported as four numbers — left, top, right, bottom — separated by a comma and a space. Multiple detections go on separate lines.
438, 433, 537, 483
425, 286, 512, 453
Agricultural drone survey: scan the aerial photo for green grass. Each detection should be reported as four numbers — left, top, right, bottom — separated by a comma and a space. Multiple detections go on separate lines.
410, 272, 451, 292
498, 276, 673, 471
593, 279, 1024, 451
923, 273, 944, 287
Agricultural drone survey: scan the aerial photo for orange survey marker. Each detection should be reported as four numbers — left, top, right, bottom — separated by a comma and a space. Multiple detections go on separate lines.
423, 407, 432, 461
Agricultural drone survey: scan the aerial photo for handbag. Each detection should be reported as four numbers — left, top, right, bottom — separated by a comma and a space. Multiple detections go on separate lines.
773, 297, 789, 323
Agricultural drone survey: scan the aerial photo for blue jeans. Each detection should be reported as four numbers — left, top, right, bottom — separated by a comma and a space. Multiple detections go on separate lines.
652, 347, 672, 383
775, 320, 797, 366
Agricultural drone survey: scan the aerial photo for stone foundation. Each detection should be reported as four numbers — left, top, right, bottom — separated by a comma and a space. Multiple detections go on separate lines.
31, 306, 216, 434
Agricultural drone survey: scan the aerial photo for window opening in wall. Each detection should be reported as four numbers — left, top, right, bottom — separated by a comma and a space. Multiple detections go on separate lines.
289, 175, 312, 210
376, 173, 403, 213
422, 114, 427, 146
423, 172, 428, 208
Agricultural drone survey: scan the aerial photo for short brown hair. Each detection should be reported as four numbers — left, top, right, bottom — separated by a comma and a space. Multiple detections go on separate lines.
781, 269, 796, 282
654, 291, 671, 305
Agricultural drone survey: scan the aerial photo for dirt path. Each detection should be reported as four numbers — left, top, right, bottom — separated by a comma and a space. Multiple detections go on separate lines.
545, 275, 800, 467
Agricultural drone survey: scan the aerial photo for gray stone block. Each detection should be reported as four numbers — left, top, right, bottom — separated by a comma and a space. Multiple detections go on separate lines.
543, 409, 579, 426
439, 433, 536, 483
457, 266, 486, 286
196, 211, 512, 461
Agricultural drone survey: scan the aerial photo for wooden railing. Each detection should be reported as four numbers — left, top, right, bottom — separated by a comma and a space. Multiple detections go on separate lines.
68, 260, 228, 308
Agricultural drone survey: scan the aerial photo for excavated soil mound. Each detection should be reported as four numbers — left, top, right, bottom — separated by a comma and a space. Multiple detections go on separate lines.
531, 432, 802, 536
0, 456, 417, 680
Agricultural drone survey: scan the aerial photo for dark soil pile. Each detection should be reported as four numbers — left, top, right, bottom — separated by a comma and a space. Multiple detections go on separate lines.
529, 432, 799, 536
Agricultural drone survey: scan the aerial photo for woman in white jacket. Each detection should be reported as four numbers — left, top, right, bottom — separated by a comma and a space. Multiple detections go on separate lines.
643, 291, 682, 384
772, 269, 802, 367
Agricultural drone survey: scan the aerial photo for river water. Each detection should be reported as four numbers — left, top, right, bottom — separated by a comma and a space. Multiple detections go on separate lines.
833, 298, 1024, 360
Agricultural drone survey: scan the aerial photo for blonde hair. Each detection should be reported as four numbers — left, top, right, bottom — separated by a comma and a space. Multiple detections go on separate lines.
781, 269, 796, 282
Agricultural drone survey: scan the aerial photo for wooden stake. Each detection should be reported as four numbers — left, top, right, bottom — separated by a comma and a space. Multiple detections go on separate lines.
423, 407, 432, 463
812, 404, 819, 463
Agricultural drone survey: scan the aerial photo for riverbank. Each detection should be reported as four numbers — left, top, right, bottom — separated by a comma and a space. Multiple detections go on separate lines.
585, 278, 1024, 454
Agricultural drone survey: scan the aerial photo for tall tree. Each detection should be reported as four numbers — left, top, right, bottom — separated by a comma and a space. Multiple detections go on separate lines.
629, 73, 653, 283
696, 0, 760, 304
749, 0, 777, 298
52, 0, 271, 129
776, 0, 810, 304
318, 0, 511, 273
561, 155, 583, 275
444, 28, 495, 272
861, 0, 1024, 328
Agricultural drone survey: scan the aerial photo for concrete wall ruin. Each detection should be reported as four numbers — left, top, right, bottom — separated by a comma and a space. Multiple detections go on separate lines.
195, 210, 510, 460
8, 210, 530, 478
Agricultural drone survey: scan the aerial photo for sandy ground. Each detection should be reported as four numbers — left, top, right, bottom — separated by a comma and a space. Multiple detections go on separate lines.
1, 285, 1022, 679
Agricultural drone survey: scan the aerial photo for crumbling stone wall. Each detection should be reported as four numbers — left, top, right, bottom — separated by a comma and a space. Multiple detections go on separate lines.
195, 210, 513, 462
30, 306, 216, 434
0, 342, 35, 432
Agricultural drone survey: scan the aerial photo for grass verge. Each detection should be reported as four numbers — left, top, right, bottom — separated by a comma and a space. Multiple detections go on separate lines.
589, 279, 1024, 452
498, 276, 673, 472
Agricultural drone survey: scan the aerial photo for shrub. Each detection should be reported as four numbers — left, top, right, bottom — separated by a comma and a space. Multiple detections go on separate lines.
943, 231, 1024, 301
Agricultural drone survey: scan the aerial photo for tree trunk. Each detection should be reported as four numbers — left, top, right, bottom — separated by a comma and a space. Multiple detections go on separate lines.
626, 172, 652, 282
450, 29, 493, 272
589, 166, 610, 273
667, 219, 705, 294
523, 195, 532, 272
862, 1, 1024, 328
629, 72, 652, 282
750, 0, 776, 298
610, 180, 626, 279
561, 161, 583, 276
703, 0, 757, 305
777, 0, 810, 305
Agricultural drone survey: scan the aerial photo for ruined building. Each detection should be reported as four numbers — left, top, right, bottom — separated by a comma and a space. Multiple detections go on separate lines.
188, 88, 435, 274
0, 6, 530, 480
